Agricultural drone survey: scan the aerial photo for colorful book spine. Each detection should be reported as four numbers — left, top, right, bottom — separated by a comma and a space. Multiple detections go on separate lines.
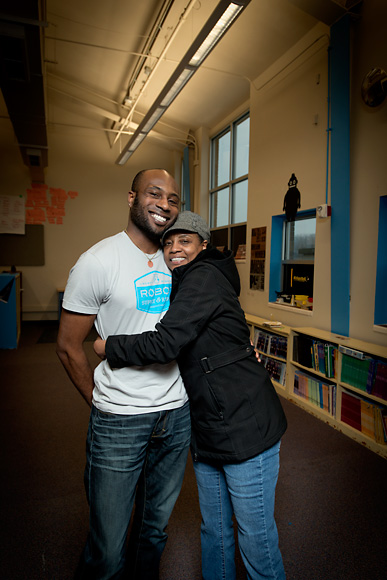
341, 354, 371, 391
294, 335, 337, 378
293, 370, 336, 416
255, 329, 287, 361
341, 391, 362, 431
264, 358, 286, 385
372, 361, 387, 400
341, 389, 386, 442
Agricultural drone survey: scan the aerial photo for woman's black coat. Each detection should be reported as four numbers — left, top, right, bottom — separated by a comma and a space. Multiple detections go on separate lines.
105, 247, 287, 463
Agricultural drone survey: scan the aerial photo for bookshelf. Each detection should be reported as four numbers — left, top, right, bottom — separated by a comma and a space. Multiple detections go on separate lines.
288, 327, 387, 459
245, 317, 387, 458
245, 314, 290, 393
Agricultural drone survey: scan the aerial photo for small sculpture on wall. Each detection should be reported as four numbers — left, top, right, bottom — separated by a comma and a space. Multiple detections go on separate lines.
283, 173, 301, 221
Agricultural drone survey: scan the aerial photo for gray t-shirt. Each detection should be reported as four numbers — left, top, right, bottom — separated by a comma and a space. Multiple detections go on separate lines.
63, 231, 187, 414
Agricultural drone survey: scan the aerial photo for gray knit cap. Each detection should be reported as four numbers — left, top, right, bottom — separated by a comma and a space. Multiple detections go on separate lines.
162, 211, 211, 243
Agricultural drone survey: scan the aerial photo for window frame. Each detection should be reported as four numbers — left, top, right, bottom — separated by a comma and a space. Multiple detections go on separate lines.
374, 194, 387, 328
209, 112, 250, 255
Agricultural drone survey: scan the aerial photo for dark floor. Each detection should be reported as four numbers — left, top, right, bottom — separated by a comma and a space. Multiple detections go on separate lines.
1, 321, 387, 580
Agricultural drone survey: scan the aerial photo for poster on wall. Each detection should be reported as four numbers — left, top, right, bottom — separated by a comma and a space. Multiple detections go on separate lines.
25, 183, 79, 225
250, 226, 266, 291
0, 195, 25, 234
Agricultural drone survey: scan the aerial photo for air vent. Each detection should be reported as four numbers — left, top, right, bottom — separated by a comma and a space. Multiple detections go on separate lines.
26, 148, 42, 167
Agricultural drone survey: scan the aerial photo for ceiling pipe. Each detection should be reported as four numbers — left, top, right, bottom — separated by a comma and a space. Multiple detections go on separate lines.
112, 0, 198, 146
116, 0, 252, 164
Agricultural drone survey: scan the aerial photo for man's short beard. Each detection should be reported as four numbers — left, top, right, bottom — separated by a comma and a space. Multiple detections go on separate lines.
130, 195, 164, 244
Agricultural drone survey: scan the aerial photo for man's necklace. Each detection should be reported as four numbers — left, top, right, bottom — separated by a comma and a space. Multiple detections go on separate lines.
124, 229, 159, 268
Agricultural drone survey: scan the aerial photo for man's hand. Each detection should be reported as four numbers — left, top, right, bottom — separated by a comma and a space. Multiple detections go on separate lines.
94, 337, 107, 359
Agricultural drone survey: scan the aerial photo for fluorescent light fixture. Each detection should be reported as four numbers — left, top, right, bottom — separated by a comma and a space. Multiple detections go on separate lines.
118, 150, 132, 165
140, 107, 166, 133
189, 3, 244, 67
160, 68, 195, 107
130, 132, 147, 150
116, 0, 251, 165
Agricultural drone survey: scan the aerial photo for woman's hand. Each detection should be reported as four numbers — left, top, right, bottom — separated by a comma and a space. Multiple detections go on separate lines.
94, 337, 107, 359
251, 339, 261, 363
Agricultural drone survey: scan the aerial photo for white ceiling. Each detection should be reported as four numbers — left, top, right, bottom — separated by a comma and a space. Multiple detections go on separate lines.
0, 0, 358, 175
44, 0, 318, 136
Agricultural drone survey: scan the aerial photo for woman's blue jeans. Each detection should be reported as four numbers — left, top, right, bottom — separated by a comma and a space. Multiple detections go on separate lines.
193, 441, 285, 580
79, 402, 191, 580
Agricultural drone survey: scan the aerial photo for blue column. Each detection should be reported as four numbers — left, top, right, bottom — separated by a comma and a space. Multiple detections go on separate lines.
330, 15, 351, 336
269, 215, 284, 302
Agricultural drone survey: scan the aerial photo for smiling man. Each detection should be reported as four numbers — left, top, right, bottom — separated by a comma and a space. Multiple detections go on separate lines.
56, 169, 190, 580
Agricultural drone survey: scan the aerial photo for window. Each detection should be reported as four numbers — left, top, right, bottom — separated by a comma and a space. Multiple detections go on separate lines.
283, 217, 316, 262
209, 113, 249, 255
180, 146, 191, 210
282, 215, 316, 299
269, 211, 316, 308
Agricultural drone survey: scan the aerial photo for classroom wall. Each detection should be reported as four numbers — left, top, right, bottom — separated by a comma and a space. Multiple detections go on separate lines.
0, 119, 181, 320
348, 0, 387, 345
234, 2, 387, 347
235, 22, 332, 331
1, 1, 386, 348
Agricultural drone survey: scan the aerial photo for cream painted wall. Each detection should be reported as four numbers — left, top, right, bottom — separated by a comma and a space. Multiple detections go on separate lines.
0, 125, 180, 320
237, 24, 332, 331
231, 5, 386, 347
348, 0, 387, 346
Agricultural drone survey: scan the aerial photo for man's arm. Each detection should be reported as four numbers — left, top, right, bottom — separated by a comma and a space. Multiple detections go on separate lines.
56, 309, 97, 406
104, 267, 221, 368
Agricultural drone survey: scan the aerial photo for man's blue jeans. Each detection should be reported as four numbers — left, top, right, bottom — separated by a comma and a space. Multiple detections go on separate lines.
193, 441, 285, 580
79, 401, 190, 580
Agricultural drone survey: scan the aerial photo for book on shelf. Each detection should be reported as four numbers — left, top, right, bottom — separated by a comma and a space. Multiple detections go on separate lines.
254, 329, 268, 351
293, 334, 337, 378
341, 389, 386, 443
260, 355, 286, 386
262, 320, 284, 328
341, 354, 387, 401
293, 370, 336, 416
324, 344, 337, 378
253, 329, 287, 359
382, 410, 387, 442
341, 390, 362, 431
269, 335, 288, 359
341, 354, 372, 392
360, 399, 375, 440
372, 360, 387, 400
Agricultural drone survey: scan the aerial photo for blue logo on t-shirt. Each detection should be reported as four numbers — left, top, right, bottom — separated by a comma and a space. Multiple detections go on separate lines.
134, 271, 171, 313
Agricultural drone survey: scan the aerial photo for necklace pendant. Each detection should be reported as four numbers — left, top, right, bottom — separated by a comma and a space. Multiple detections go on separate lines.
148, 260, 154, 268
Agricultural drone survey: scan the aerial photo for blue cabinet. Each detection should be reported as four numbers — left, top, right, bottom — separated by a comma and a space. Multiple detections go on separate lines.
0, 273, 21, 349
